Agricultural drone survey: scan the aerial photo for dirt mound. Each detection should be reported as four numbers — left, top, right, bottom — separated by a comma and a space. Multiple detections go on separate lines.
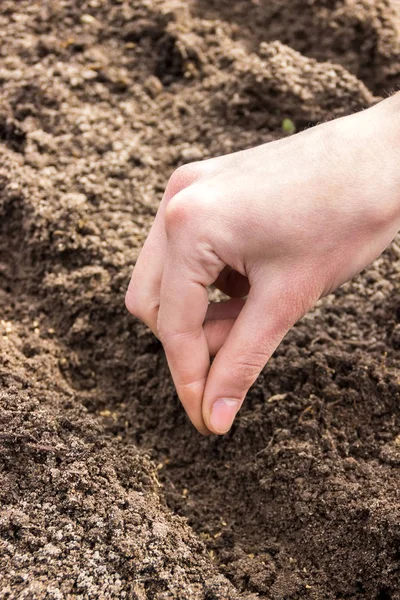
0, 358, 233, 599
191, 0, 400, 95
0, 1, 400, 598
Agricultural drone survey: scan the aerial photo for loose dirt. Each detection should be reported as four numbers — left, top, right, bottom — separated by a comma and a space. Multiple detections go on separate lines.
0, 1, 399, 598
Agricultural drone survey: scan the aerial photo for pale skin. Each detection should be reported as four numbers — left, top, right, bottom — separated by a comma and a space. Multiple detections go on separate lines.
126, 92, 400, 436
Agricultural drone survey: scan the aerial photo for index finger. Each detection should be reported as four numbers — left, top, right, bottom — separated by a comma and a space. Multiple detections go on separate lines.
158, 255, 212, 434
157, 196, 226, 434
126, 164, 207, 335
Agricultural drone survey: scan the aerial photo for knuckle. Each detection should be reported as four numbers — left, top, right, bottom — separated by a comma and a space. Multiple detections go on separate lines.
164, 193, 191, 233
125, 287, 143, 320
165, 183, 219, 235
155, 315, 169, 343
125, 285, 158, 325
165, 189, 209, 235
167, 163, 202, 196
157, 323, 198, 347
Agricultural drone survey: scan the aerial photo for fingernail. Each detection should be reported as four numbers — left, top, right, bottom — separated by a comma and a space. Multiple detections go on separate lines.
210, 398, 240, 434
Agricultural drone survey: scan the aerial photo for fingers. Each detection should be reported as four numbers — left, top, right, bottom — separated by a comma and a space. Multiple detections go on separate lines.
204, 318, 235, 356
202, 279, 298, 435
204, 298, 245, 356
157, 201, 225, 434
125, 215, 166, 335
125, 164, 204, 335
205, 297, 246, 322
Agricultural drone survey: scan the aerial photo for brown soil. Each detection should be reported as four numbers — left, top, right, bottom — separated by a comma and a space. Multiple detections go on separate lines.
0, 1, 399, 598
191, 0, 400, 96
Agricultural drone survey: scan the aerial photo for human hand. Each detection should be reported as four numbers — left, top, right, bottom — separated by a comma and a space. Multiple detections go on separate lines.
126, 94, 400, 435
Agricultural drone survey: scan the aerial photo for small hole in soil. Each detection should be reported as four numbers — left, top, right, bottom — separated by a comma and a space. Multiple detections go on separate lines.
355, 580, 365, 593
376, 588, 392, 600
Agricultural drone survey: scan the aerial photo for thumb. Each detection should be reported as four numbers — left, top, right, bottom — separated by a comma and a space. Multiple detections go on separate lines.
202, 279, 302, 435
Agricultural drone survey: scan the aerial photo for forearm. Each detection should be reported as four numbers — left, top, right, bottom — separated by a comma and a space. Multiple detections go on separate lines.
332, 92, 400, 227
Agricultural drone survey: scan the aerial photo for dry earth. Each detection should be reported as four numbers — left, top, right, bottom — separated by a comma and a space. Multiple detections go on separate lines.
0, 1, 400, 598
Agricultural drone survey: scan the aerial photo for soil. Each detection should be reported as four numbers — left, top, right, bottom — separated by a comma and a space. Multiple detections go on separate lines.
0, 1, 399, 599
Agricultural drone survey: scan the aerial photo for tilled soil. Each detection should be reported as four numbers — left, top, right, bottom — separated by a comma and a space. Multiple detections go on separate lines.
0, 1, 399, 599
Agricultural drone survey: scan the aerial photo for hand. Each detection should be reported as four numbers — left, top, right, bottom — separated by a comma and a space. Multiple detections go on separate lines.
126, 94, 400, 435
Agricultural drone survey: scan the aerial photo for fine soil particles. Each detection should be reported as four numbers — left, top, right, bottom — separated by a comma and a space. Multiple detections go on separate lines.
0, 1, 400, 599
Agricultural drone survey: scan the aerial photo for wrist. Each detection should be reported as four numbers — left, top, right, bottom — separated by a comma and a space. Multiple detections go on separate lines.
372, 93, 400, 225
332, 93, 400, 228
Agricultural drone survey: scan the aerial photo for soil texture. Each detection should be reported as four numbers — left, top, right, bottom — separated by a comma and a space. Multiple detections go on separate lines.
0, 1, 400, 599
